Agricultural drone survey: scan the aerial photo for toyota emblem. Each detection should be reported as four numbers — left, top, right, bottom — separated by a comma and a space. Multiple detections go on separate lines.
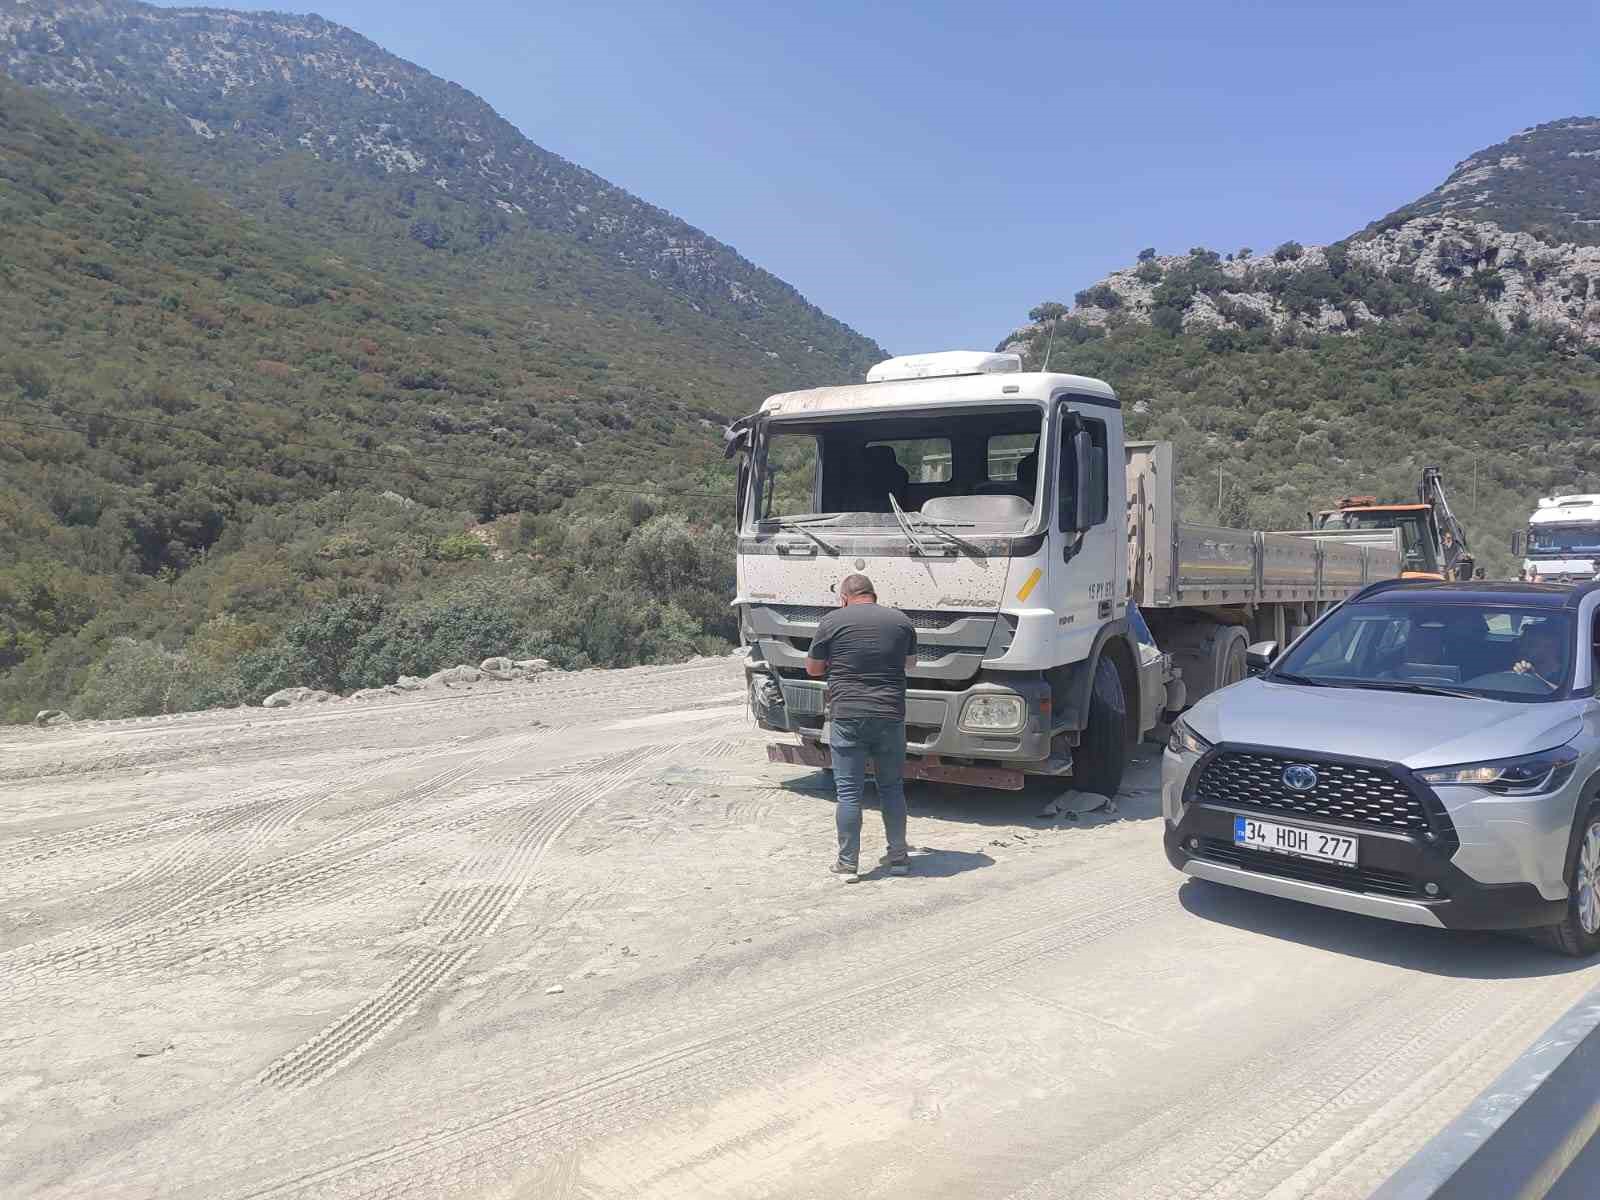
1282, 764, 1319, 792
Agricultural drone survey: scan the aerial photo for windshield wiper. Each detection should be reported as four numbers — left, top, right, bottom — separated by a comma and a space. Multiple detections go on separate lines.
887, 495, 987, 556
1267, 672, 1332, 688
1343, 680, 1483, 700
887, 494, 942, 556
776, 520, 839, 554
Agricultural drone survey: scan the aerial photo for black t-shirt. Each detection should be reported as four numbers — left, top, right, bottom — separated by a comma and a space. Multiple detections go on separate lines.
809, 603, 918, 719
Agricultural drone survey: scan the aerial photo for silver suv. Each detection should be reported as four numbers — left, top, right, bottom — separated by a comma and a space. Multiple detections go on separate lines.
1163, 580, 1600, 954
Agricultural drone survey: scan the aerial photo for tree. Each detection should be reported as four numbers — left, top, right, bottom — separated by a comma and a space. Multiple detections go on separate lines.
1273, 240, 1305, 262
1028, 301, 1068, 325
1073, 285, 1121, 310
1237, 247, 1253, 260
1137, 247, 1157, 262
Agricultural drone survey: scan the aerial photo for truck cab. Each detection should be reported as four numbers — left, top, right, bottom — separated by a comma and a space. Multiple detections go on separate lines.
728, 351, 1162, 794
1517, 495, 1600, 582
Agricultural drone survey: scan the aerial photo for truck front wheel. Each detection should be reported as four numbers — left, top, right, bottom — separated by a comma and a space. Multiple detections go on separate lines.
1073, 655, 1127, 799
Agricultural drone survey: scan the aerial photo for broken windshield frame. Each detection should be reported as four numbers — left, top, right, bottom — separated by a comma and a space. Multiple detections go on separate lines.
743, 405, 1050, 538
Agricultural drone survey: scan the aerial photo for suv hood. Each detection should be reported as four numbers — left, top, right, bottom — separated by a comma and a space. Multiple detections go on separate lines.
1186, 678, 1583, 770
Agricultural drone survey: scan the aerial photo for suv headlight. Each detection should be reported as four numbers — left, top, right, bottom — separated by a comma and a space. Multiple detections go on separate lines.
1417, 745, 1580, 795
1167, 717, 1211, 757
960, 694, 1025, 733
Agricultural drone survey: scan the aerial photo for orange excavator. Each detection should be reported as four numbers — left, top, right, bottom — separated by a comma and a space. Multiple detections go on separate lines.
1314, 467, 1474, 581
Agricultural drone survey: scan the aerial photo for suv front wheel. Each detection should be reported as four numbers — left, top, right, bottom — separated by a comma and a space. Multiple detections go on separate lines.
1537, 802, 1600, 958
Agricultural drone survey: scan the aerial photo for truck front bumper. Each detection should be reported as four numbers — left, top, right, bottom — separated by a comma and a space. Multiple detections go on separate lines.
748, 666, 1057, 779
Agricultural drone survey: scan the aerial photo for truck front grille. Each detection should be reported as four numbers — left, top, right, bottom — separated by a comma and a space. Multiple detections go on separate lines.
771, 605, 981, 632
1194, 750, 1435, 834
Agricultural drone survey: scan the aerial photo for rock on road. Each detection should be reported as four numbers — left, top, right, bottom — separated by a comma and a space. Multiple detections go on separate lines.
3, 656, 1598, 1199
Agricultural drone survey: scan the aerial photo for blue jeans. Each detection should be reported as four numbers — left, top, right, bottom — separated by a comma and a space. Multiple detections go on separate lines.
829, 716, 909, 869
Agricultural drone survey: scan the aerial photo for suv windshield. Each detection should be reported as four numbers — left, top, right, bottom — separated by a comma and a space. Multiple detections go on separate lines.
748, 407, 1044, 533
1271, 601, 1576, 702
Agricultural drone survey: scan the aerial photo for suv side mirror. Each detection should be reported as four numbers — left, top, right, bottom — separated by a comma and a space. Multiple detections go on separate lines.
1245, 640, 1279, 674
1511, 531, 1525, 556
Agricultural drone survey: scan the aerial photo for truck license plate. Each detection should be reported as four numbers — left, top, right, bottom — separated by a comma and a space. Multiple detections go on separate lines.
1233, 816, 1357, 866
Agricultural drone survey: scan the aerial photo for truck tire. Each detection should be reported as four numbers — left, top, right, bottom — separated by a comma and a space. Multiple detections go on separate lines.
1073, 655, 1127, 799
1535, 801, 1600, 958
1170, 623, 1248, 702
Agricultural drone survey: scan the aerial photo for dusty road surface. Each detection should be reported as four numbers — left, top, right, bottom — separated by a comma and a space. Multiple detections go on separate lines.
4, 656, 1599, 1199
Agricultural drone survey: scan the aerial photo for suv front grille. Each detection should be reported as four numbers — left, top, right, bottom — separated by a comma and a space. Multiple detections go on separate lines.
1194, 750, 1434, 834
1197, 838, 1429, 899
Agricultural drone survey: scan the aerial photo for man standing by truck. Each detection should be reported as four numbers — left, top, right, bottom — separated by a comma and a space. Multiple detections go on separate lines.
806, 574, 917, 880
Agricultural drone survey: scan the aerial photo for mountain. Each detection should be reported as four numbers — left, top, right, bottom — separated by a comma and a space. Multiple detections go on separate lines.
0, 2, 886, 724
1369, 117, 1600, 247
1001, 121, 1600, 582
0, 0, 882, 377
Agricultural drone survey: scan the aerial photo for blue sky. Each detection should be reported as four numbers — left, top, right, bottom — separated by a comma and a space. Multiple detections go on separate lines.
161, 0, 1597, 356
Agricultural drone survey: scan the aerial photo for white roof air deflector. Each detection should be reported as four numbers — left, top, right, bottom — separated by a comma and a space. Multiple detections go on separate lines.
866, 351, 1022, 383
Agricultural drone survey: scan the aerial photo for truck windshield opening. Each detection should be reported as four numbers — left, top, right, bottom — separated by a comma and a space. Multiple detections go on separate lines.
1529, 526, 1600, 556
749, 409, 1044, 532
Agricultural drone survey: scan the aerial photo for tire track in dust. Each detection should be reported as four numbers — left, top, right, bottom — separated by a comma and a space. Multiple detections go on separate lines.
999, 972, 1564, 1200
258, 743, 680, 1089
235, 874, 1174, 1197
0, 776, 371, 972
3, 733, 531, 984
0, 728, 495, 876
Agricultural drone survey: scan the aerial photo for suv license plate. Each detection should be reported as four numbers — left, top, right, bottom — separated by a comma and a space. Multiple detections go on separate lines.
1234, 817, 1358, 866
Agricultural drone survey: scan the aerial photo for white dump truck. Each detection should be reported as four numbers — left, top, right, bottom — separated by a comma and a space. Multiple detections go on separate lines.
727, 351, 1402, 795
1513, 495, 1600, 582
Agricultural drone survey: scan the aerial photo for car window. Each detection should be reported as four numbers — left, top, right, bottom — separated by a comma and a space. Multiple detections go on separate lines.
1274, 602, 1575, 701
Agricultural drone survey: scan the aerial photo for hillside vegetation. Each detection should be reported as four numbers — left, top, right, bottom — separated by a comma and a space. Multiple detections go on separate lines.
0, 77, 815, 722
1006, 253, 1600, 576
0, 0, 882, 379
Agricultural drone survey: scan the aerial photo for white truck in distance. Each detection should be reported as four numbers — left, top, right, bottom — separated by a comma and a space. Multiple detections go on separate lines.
1515, 495, 1600, 582
727, 351, 1402, 796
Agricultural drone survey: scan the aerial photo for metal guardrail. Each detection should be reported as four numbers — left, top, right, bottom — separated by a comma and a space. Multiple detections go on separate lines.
1370, 980, 1600, 1200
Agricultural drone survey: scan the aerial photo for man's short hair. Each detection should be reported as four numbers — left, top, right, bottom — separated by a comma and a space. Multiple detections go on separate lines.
839, 573, 876, 599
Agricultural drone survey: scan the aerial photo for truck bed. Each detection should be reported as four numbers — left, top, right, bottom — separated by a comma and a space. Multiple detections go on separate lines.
1126, 441, 1401, 608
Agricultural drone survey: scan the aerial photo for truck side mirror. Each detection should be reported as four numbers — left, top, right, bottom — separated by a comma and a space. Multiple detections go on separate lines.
1069, 430, 1093, 533
1510, 531, 1524, 556
1245, 641, 1278, 674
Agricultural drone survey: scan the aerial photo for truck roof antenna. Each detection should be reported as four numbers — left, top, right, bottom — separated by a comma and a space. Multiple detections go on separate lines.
1040, 315, 1060, 373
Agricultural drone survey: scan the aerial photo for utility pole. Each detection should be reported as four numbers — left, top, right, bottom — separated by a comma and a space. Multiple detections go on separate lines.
1218, 462, 1224, 519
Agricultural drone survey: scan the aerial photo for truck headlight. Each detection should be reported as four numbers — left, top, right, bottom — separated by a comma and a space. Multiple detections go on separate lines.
1167, 718, 1211, 757
1417, 745, 1579, 795
959, 694, 1025, 733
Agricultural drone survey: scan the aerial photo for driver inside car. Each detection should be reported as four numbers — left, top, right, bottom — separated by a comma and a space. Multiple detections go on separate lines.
1512, 621, 1566, 689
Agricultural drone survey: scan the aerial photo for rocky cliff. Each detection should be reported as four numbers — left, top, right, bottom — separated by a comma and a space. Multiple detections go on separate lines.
1005, 119, 1600, 348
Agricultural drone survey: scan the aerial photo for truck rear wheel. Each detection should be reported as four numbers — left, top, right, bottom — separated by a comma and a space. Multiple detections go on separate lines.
1073, 655, 1127, 799
1170, 623, 1248, 701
